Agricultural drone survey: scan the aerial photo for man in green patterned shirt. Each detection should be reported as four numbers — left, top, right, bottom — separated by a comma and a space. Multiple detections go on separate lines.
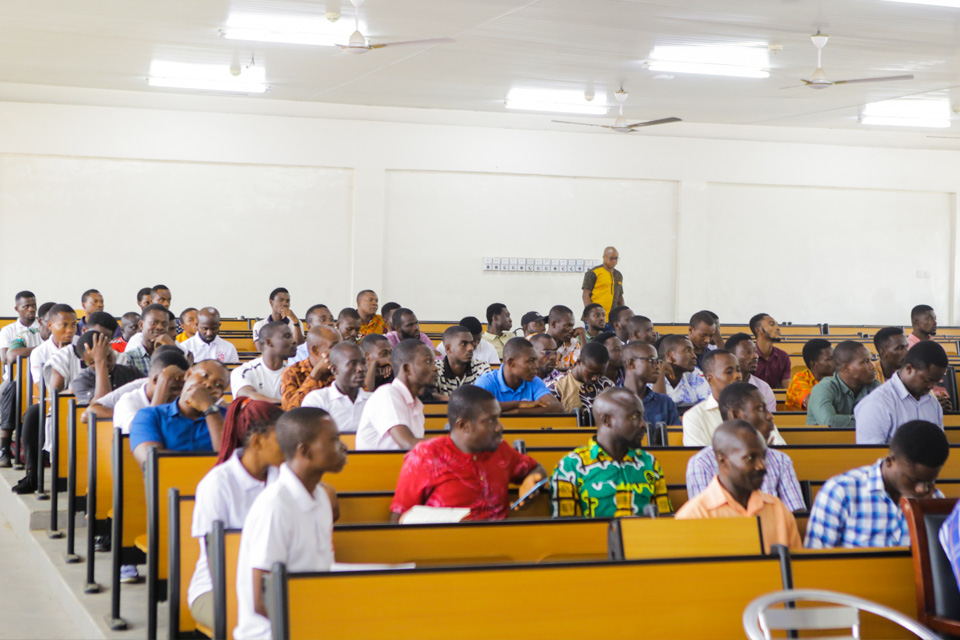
550, 387, 673, 518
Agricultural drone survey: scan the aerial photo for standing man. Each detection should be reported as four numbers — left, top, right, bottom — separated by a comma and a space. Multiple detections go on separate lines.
482, 303, 513, 359
873, 327, 909, 384
909, 304, 938, 347
750, 313, 791, 389
581, 246, 624, 317
252, 287, 303, 347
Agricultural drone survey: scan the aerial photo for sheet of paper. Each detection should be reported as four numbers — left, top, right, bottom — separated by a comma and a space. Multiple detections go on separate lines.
331, 562, 416, 572
399, 505, 471, 524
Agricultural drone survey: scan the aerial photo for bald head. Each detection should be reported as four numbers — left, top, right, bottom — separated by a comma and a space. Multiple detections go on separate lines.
196, 307, 223, 344
198, 307, 220, 322
329, 341, 362, 368
307, 325, 342, 361
712, 420, 764, 457
593, 387, 641, 422
602, 246, 619, 270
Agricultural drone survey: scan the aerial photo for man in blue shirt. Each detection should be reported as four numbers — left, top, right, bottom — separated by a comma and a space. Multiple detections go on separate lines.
854, 340, 947, 444
620, 341, 680, 426
474, 338, 562, 414
129, 359, 230, 467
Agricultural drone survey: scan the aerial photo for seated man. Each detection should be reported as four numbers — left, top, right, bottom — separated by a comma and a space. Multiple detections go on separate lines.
806, 420, 948, 548
682, 349, 743, 447
76, 289, 107, 335
652, 334, 710, 406
336, 308, 362, 344
436, 316, 500, 365
355, 339, 437, 450
520, 311, 545, 338
302, 342, 372, 433
750, 313, 791, 389
123, 285, 173, 352
233, 408, 347, 640
474, 338, 563, 415
182, 307, 240, 364
69, 331, 143, 405
433, 325, 491, 400
624, 315, 657, 345
129, 360, 230, 467
785, 339, 834, 411
608, 305, 635, 344
136, 287, 153, 311
360, 334, 393, 391
252, 287, 303, 348
675, 420, 802, 553
530, 333, 562, 390
909, 304, 938, 347
356, 290, 385, 338
390, 386, 545, 521
806, 340, 879, 427
385, 308, 437, 352
279, 326, 340, 410
113, 347, 189, 434
854, 340, 947, 444
0, 291, 41, 467
111, 312, 140, 353
594, 331, 624, 385
582, 303, 607, 341
725, 333, 776, 413
688, 311, 718, 370
177, 308, 198, 343
230, 322, 296, 403
46, 311, 119, 392
686, 383, 803, 512
546, 305, 581, 370
621, 341, 680, 427
553, 341, 614, 414
483, 303, 514, 359
873, 327, 908, 384
380, 302, 401, 333
118, 304, 172, 376
551, 387, 672, 517
289, 304, 337, 363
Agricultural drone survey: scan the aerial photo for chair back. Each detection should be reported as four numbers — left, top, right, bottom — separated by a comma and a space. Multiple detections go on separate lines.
902, 497, 960, 629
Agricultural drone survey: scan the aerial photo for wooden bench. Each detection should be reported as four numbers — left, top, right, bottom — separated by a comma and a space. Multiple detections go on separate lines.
422, 414, 579, 430
608, 516, 764, 559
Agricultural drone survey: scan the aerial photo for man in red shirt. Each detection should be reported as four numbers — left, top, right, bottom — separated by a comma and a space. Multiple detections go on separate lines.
390, 386, 546, 521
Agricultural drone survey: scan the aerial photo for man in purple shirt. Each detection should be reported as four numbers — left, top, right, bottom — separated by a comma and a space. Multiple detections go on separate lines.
385, 308, 437, 352
750, 312, 791, 389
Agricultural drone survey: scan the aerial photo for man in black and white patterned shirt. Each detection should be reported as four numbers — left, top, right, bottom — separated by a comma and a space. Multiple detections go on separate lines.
433, 326, 490, 400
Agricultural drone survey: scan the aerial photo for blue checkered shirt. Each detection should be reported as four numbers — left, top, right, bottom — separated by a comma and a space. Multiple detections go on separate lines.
804, 458, 943, 548
118, 345, 151, 377
939, 500, 960, 589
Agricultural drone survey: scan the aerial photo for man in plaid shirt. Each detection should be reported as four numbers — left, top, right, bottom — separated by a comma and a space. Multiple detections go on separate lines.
805, 420, 949, 548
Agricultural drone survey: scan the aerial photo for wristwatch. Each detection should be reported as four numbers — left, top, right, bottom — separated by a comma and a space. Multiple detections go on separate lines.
201, 405, 220, 417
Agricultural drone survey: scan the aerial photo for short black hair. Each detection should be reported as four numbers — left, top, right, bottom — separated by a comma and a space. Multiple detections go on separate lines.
361, 333, 389, 352
689, 310, 716, 329
81, 289, 100, 304
75, 330, 101, 354
658, 334, 689, 359
15, 290, 35, 301
179, 307, 198, 321
799, 339, 830, 368
486, 303, 507, 324
529, 333, 557, 349
391, 338, 431, 371
37, 302, 56, 320
122, 311, 140, 322
50, 303, 76, 318
911, 304, 934, 322
833, 340, 866, 367
891, 420, 949, 468
142, 303, 168, 319
749, 313, 769, 336
86, 311, 118, 334
151, 285, 170, 294
701, 348, 732, 375
459, 316, 483, 335
356, 289, 376, 302
905, 340, 949, 371
503, 337, 535, 360
582, 303, 604, 321
381, 301, 400, 316
593, 331, 618, 345
579, 341, 610, 366
608, 305, 631, 325
718, 382, 763, 421
448, 386, 497, 427
874, 327, 905, 352
548, 305, 573, 324
392, 308, 415, 328
137, 287, 152, 301
338, 308, 361, 321
148, 348, 189, 375
305, 304, 329, 319
442, 325, 471, 342
724, 332, 753, 353
276, 407, 332, 461
626, 315, 652, 336
260, 321, 290, 344
269, 287, 289, 301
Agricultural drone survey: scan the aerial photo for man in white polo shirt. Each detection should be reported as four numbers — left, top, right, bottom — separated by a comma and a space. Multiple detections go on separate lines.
182, 307, 239, 364
230, 322, 295, 403
302, 342, 371, 433
0, 291, 42, 467
355, 339, 437, 450
252, 287, 303, 349
234, 408, 347, 640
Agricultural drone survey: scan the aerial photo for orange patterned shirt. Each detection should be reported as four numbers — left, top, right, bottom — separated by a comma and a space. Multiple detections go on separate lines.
785, 368, 817, 411
280, 357, 334, 411
359, 314, 386, 338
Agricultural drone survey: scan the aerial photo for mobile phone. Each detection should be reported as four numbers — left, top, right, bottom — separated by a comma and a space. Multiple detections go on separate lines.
510, 477, 549, 510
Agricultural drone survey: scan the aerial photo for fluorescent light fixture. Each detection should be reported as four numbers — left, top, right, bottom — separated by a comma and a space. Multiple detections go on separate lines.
505, 88, 609, 115
884, 0, 960, 8
221, 12, 356, 46
861, 96, 951, 128
648, 45, 769, 78
147, 60, 268, 94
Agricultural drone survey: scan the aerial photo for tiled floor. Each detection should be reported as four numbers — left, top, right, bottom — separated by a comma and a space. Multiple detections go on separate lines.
0, 511, 80, 639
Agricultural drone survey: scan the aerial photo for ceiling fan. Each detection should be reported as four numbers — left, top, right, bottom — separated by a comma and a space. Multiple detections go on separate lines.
552, 88, 681, 133
791, 32, 914, 89
337, 0, 454, 54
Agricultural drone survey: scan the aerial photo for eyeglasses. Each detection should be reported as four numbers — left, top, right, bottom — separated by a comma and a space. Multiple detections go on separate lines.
635, 357, 662, 364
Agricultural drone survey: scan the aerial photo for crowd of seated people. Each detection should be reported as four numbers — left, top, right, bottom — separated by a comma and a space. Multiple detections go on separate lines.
4, 285, 960, 638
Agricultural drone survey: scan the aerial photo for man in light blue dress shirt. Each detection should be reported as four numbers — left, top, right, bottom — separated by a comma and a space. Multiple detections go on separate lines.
854, 340, 948, 444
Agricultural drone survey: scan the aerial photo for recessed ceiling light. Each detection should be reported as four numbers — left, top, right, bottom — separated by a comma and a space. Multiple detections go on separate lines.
147, 61, 268, 94
505, 88, 609, 115
648, 45, 770, 78
221, 12, 356, 46
884, 0, 960, 8
860, 96, 951, 128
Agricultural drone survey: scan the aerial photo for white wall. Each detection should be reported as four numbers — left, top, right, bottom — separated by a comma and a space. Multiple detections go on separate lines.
1, 93, 959, 325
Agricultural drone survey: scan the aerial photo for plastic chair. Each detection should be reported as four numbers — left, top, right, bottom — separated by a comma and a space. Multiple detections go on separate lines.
742, 588, 940, 640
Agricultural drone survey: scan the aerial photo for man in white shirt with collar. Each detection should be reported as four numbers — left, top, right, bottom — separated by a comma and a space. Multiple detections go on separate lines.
682, 349, 743, 447
0, 291, 42, 467
252, 287, 303, 349
355, 339, 437, 450
230, 321, 295, 402
182, 307, 239, 364
302, 342, 371, 433
234, 408, 347, 640
113, 348, 189, 433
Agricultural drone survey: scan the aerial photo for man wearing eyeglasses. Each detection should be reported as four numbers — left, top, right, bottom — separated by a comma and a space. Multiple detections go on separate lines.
621, 341, 679, 426
581, 246, 624, 317
530, 333, 562, 391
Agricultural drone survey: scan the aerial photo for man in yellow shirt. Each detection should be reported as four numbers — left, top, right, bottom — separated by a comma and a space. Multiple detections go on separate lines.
581, 247, 624, 316
675, 420, 802, 553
